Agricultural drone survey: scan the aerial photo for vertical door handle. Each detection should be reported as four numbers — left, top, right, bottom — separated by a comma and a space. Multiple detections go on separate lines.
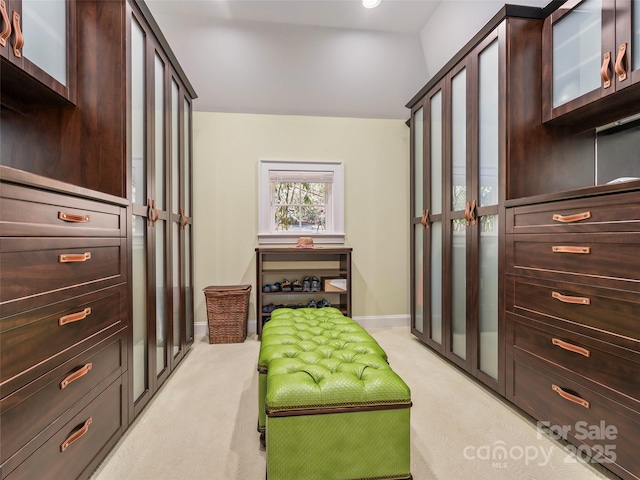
601, 52, 612, 88
615, 43, 627, 82
0, 0, 11, 47
421, 209, 430, 230
464, 201, 471, 226
11, 10, 22, 57
180, 208, 188, 229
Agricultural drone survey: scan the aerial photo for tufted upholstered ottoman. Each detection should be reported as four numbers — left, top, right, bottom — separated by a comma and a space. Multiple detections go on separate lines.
258, 307, 412, 479
257, 308, 388, 436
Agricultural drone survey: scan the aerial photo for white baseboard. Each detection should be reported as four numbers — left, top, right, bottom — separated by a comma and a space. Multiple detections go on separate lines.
195, 314, 409, 338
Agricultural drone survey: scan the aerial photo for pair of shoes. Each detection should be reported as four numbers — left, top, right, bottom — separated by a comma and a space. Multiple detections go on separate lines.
307, 299, 317, 308
302, 277, 311, 292
311, 277, 321, 292
262, 303, 276, 313
281, 279, 292, 292
292, 280, 303, 292
317, 298, 331, 308
262, 282, 281, 293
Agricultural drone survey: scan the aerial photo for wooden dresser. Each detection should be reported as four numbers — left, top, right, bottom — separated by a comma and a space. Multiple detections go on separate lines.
505, 187, 640, 480
0, 167, 129, 479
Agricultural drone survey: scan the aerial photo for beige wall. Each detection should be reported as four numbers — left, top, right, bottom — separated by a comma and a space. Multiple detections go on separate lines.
192, 112, 410, 331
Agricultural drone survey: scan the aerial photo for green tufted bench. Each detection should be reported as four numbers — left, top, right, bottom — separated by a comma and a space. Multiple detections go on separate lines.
258, 307, 412, 480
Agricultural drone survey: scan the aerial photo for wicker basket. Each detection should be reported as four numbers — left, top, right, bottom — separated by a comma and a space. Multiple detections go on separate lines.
203, 285, 252, 344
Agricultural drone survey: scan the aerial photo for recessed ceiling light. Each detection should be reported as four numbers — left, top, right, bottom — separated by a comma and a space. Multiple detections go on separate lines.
362, 0, 381, 8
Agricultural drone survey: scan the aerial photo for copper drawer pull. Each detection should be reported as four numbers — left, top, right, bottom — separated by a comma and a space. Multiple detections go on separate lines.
551, 291, 590, 305
59, 252, 91, 263
58, 211, 90, 223
60, 417, 92, 452
0, 0, 10, 47
60, 363, 93, 389
552, 338, 591, 358
59, 307, 91, 326
552, 384, 590, 409
615, 43, 627, 82
552, 246, 590, 254
552, 211, 591, 223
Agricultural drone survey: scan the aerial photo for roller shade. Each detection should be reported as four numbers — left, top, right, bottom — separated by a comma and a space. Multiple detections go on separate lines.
270, 171, 334, 184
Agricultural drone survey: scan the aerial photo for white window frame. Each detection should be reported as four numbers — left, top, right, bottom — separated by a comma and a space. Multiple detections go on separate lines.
258, 160, 345, 244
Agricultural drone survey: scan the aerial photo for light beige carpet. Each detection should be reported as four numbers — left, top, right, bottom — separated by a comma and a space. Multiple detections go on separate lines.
90, 327, 621, 480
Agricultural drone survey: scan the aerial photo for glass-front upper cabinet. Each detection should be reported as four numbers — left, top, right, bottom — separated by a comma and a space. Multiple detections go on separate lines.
0, 0, 76, 103
543, 0, 639, 122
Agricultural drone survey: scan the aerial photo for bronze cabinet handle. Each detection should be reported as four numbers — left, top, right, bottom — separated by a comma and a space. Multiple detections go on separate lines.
551, 291, 590, 305
180, 208, 188, 229
470, 200, 477, 225
0, 0, 11, 47
11, 10, 22, 58
552, 338, 591, 358
58, 211, 90, 223
59, 307, 92, 326
464, 201, 471, 225
551, 246, 590, 254
60, 363, 93, 389
552, 384, 590, 409
60, 417, 93, 452
421, 209, 430, 230
601, 52, 612, 88
552, 211, 591, 223
59, 252, 92, 263
615, 43, 627, 82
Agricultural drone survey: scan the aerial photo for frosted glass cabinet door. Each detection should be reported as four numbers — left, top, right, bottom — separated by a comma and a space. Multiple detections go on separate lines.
21, 0, 66, 84
552, 0, 602, 108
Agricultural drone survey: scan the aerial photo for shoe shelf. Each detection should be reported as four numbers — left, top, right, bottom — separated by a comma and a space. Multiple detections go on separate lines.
255, 247, 352, 337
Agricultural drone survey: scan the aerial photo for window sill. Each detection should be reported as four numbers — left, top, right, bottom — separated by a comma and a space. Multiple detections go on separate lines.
258, 233, 345, 245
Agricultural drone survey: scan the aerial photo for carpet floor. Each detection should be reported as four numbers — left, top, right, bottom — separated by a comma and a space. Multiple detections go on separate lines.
90, 327, 621, 480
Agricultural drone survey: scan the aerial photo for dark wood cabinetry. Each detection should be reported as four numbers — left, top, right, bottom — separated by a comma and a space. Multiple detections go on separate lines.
0, 0, 77, 104
408, 7, 549, 395
255, 247, 352, 337
543, 0, 640, 126
0, 0, 195, 478
0, 167, 128, 480
505, 190, 640, 480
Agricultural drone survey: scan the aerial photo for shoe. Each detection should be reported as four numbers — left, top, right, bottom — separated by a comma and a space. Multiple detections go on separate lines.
302, 277, 311, 292
311, 277, 321, 292
292, 279, 303, 292
318, 298, 331, 308
271, 282, 281, 292
262, 303, 275, 313
281, 279, 292, 292
307, 299, 317, 308
262, 284, 272, 293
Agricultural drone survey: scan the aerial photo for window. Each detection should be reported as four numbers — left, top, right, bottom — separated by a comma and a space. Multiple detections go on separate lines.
258, 160, 344, 243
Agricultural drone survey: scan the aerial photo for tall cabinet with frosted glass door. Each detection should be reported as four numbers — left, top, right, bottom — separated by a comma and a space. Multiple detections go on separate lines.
128, 0, 196, 422
409, 7, 548, 394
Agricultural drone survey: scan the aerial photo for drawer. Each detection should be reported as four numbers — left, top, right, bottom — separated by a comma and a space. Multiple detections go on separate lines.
3, 377, 124, 480
508, 233, 640, 289
1, 286, 127, 394
0, 237, 126, 307
1, 333, 125, 467
511, 356, 640, 480
0, 183, 126, 237
511, 278, 640, 343
513, 319, 640, 406
507, 191, 640, 234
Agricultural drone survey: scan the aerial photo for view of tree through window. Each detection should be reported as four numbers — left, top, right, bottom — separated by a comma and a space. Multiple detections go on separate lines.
272, 180, 327, 232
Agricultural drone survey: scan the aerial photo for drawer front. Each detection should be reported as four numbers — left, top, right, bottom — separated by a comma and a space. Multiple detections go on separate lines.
512, 357, 640, 480
507, 192, 640, 234
513, 320, 640, 403
1, 286, 127, 391
0, 183, 126, 237
512, 278, 640, 342
0, 237, 126, 305
509, 234, 640, 288
1, 334, 124, 466
4, 377, 123, 480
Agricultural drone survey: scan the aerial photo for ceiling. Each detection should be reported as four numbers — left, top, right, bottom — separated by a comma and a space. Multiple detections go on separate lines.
144, 0, 544, 119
